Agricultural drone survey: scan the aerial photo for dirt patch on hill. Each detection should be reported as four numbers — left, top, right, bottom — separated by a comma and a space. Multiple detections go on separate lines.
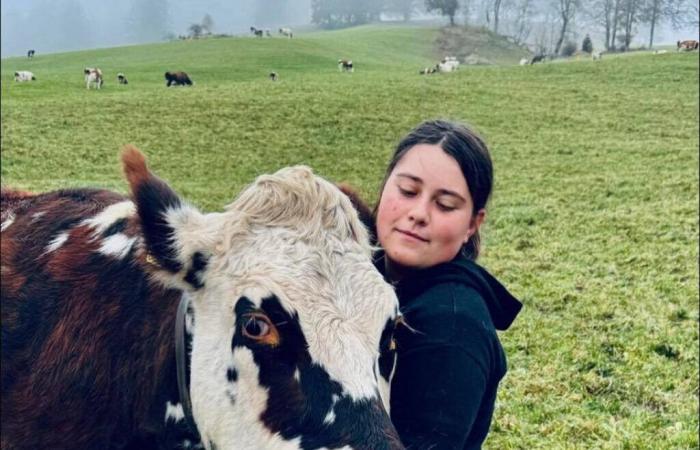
434, 26, 530, 64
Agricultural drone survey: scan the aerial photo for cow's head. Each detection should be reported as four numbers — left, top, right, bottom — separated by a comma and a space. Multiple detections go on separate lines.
122, 147, 403, 450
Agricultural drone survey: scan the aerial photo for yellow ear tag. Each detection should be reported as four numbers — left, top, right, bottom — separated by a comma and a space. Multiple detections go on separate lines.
145, 253, 158, 266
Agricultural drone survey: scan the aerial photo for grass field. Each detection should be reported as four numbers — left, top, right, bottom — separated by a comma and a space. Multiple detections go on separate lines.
2, 24, 698, 449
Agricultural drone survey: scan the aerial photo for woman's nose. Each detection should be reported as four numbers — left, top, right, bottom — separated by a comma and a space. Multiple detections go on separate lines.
407, 199, 429, 224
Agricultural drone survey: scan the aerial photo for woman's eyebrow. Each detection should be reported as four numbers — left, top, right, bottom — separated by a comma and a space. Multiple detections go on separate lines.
396, 173, 422, 183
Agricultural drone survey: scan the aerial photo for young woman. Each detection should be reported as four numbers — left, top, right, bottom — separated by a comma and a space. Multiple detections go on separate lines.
374, 120, 523, 449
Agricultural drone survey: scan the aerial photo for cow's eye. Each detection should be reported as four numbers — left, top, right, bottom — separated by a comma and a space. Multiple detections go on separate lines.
243, 315, 271, 339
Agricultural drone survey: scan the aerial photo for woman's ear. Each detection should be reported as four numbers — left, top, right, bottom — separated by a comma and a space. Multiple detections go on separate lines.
466, 208, 486, 242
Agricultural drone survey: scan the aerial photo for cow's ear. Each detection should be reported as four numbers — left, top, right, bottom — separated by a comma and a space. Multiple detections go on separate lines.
337, 183, 377, 245
122, 146, 216, 290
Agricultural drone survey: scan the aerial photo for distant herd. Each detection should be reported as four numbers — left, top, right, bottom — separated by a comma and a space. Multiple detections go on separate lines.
11, 36, 700, 87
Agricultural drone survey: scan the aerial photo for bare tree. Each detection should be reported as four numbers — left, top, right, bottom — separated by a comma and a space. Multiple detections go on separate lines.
493, 0, 504, 33
510, 0, 536, 45
664, 0, 699, 30
425, 0, 460, 25
201, 14, 214, 35
554, 0, 578, 55
618, 0, 641, 50
385, 0, 419, 21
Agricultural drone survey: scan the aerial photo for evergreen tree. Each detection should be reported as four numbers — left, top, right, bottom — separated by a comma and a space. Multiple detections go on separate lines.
582, 34, 593, 53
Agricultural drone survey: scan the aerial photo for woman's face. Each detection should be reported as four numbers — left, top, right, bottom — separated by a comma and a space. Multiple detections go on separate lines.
376, 144, 485, 276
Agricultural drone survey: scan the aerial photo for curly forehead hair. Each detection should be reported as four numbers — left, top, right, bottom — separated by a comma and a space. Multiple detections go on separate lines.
378, 119, 494, 260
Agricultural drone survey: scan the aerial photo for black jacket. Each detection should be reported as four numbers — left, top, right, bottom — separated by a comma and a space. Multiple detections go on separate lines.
378, 252, 522, 450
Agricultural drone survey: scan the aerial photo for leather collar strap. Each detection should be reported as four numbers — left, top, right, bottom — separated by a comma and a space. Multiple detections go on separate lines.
175, 295, 201, 439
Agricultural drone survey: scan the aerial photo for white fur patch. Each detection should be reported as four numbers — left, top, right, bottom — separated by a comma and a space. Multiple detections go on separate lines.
30, 211, 46, 222
98, 234, 137, 259
81, 201, 135, 236
45, 232, 69, 254
1, 213, 15, 232
165, 401, 185, 423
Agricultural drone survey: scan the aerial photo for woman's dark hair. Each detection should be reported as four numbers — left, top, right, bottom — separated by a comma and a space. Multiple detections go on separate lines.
376, 119, 493, 260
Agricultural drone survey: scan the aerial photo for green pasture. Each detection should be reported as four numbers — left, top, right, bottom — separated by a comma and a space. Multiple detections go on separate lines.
2, 24, 698, 449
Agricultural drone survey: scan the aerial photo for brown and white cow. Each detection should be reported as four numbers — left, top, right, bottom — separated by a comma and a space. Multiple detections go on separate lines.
165, 71, 193, 86
84, 67, 104, 89
677, 39, 699, 51
1, 147, 404, 450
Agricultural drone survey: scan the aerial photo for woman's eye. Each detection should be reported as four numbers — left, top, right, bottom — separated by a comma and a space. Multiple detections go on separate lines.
243, 316, 271, 338
398, 187, 417, 197
437, 203, 456, 212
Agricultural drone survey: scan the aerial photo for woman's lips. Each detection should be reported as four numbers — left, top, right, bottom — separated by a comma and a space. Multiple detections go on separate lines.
396, 229, 429, 242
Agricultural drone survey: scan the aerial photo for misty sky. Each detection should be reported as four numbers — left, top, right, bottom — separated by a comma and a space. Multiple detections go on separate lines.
1, 0, 313, 57
1, 0, 696, 57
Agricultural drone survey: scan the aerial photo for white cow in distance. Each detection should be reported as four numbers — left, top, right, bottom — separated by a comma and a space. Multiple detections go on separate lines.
14, 71, 36, 82
436, 56, 460, 73
85, 67, 104, 89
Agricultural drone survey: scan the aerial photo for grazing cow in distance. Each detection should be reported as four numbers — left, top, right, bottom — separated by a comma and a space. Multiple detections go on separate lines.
677, 40, 699, 51
250, 26, 263, 37
419, 66, 438, 75
165, 71, 193, 86
27, 49, 35, 58
437, 56, 459, 73
269, 71, 278, 81
84, 67, 103, 89
592, 51, 603, 60
117, 72, 129, 84
519, 58, 529, 65
279, 27, 293, 38
530, 54, 546, 64
0, 147, 405, 450
338, 59, 354, 72
14, 71, 36, 82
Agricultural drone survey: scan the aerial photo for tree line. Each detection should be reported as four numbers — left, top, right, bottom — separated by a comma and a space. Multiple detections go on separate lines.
312, 0, 698, 53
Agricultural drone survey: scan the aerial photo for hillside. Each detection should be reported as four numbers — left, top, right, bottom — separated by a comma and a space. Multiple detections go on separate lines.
1, 24, 699, 450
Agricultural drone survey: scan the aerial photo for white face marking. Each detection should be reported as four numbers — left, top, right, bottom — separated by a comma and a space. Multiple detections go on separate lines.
323, 394, 340, 425
30, 211, 45, 222
98, 234, 137, 259
191, 346, 304, 450
81, 201, 135, 237
45, 232, 69, 254
165, 401, 185, 423
1, 213, 15, 232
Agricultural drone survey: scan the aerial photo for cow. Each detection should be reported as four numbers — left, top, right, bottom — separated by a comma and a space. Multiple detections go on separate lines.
592, 51, 603, 60
437, 57, 459, 73
677, 40, 699, 51
117, 72, 129, 85
13, 71, 36, 82
519, 58, 529, 65
279, 27, 293, 38
165, 71, 193, 87
338, 59, 354, 72
269, 71, 278, 81
419, 66, 438, 75
250, 26, 263, 38
27, 49, 35, 59
84, 67, 104, 89
0, 147, 405, 450
530, 54, 546, 64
